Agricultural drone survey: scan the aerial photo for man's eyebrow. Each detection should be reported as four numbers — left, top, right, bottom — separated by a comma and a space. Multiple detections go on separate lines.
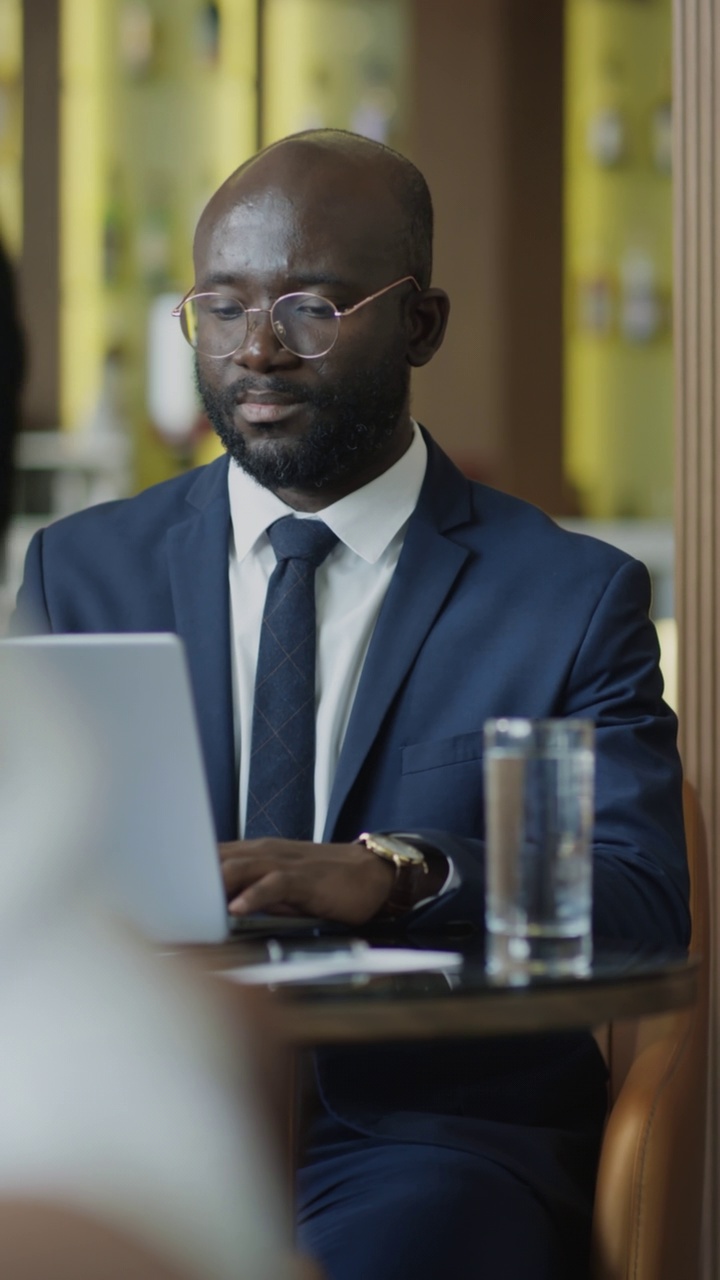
198, 270, 352, 293
199, 272, 241, 289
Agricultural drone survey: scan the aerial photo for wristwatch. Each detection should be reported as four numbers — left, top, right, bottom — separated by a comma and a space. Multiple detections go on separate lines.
356, 831, 429, 915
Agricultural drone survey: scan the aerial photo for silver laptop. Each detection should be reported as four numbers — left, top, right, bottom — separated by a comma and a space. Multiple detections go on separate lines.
0, 633, 325, 944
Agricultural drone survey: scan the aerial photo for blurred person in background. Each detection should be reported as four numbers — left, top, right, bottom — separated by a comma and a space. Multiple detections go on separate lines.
0, 647, 319, 1280
0, 237, 24, 582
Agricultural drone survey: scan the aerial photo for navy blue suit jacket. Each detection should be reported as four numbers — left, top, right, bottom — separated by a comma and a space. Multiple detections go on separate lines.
11, 430, 689, 1188
12, 430, 689, 947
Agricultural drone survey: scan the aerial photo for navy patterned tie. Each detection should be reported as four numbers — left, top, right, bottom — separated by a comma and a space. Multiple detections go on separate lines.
245, 516, 339, 840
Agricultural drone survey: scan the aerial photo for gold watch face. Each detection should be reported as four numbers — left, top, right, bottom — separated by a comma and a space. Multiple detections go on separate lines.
360, 833, 426, 867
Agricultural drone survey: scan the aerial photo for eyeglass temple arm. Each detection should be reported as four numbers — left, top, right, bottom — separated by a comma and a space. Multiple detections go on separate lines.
171, 289, 194, 317
335, 275, 421, 317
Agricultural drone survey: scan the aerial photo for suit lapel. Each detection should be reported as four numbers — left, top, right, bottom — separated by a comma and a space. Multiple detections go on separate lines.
166, 458, 238, 841
324, 437, 474, 838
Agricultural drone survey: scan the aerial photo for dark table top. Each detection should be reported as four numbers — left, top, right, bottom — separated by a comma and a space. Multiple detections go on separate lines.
186, 929, 699, 1047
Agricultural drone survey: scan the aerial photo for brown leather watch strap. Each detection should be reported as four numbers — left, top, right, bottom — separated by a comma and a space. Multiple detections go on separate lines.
383, 859, 434, 915
358, 833, 447, 917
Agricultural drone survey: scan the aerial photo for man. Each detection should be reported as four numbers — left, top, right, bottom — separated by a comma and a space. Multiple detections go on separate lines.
12, 130, 689, 1280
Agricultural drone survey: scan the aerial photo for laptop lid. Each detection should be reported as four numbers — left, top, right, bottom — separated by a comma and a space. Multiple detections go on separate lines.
0, 633, 229, 944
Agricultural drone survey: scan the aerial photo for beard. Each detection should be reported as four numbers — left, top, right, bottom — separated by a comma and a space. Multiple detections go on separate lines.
195, 353, 410, 492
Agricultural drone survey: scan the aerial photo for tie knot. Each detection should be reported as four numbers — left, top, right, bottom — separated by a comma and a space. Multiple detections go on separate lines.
267, 516, 339, 569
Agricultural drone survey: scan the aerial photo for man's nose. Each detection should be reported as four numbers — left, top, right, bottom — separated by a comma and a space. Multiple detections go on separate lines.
231, 308, 294, 371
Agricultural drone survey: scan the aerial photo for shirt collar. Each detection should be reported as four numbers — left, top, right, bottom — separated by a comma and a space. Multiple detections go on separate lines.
227, 422, 427, 565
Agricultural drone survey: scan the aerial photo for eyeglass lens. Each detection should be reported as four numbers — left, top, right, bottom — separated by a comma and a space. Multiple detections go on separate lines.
179, 293, 340, 359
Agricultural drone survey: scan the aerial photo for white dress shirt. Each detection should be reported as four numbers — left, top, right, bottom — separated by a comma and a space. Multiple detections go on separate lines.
228, 422, 427, 842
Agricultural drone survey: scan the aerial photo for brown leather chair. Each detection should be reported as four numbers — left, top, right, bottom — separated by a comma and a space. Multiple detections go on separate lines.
591, 780, 710, 1280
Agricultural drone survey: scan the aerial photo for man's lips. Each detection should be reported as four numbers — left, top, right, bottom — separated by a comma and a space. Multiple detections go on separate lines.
237, 401, 303, 424
234, 388, 307, 425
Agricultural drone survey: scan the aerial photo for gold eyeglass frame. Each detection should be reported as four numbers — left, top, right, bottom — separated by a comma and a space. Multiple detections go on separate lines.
171, 274, 421, 360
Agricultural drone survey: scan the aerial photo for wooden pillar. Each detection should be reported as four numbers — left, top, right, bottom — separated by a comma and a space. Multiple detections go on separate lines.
20, 0, 61, 430
674, 1, 720, 1275
499, 0, 565, 512
409, 0, 566, 512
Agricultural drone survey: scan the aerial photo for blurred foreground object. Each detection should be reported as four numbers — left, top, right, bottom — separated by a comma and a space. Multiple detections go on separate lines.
0, 649, 299, 1280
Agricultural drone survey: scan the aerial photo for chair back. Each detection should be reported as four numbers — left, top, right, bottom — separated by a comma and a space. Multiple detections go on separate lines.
590, 780, 710, 1280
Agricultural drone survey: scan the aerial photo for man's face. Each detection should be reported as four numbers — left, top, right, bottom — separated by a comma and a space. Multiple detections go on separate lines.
192, 156, 414, 495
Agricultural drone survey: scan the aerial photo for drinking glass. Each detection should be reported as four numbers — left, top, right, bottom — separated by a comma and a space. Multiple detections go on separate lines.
483, 718, 595, 980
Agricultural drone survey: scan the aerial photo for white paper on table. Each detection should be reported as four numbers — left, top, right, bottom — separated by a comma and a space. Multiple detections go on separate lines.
219, 948, 464, 986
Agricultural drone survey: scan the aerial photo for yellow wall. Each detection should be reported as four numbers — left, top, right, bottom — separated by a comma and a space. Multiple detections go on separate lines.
262, 0, 410, 150
0, 0, 22, 255
60, 0, 108, 435
60, 0, 257, 486
564, 0, 673, 517
58, 0, 411, 487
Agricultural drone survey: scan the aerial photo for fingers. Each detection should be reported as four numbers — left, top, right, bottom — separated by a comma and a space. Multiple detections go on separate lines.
229, 869, 304, 917
221, 853, 284, 899
218, 840, 396, 924
221, 846, 313, 913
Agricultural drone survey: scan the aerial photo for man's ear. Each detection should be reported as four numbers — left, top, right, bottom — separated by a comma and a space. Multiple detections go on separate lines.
406, 288, 450, 367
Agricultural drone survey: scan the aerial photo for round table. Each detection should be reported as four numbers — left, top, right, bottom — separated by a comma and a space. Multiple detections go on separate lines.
190, 934, 699, 1046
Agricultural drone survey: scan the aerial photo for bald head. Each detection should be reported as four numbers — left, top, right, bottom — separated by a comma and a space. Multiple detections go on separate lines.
195, 129, 434, 289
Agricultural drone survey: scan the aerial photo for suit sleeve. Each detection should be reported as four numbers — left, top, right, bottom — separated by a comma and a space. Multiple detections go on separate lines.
404, 558, 690, 950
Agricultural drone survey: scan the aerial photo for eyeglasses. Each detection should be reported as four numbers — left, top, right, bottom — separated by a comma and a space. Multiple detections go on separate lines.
172, 274, 420, 360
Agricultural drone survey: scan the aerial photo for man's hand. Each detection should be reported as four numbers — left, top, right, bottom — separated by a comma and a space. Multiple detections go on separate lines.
219, 839, 396, 924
